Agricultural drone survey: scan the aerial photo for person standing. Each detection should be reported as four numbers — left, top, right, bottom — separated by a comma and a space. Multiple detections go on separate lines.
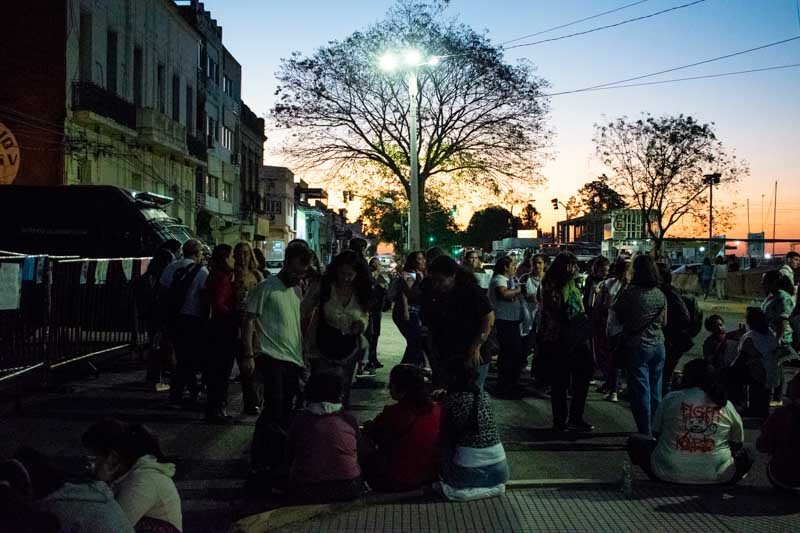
779, 251, 800, 290
204, 245, 238, 423
488, 256, 525, 397
242, 242, 312, 478
233, 242, 264, 416
365, 257, 388, 372
761, 270, 795, 347
391, 251, 427, 367
713, 256, 729, 300
699, 257, 714, 299
463, 249, 491, 290
594, 258, 629, 401
539, 252, 594, 431
658, 263, 691, 393
252, 247, 269, 279
519, 254, 545, 363
161, 240, 209, 409
427, 256, 495, 389
613, 254, 667, 436
306, 250, 371, 407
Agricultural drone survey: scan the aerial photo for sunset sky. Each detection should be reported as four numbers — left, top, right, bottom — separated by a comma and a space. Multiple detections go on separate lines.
203, 0, 800, 243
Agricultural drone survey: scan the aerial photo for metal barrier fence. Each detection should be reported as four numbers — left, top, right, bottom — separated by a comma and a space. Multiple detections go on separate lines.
0, 251, 150, 386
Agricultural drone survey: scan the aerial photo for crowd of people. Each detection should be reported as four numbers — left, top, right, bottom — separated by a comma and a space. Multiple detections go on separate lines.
4, 242, 800, 531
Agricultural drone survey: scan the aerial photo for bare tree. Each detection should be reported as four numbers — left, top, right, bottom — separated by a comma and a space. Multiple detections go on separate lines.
272, 1, 551, 217
594, 114, 748, 256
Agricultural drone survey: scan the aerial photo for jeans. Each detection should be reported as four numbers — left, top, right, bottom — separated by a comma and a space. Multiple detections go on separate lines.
550, 341, 594, 426
367, 310, 382, 365
251, 356, 302, 471
396, 310, 424, 367
440, 457, 509, 489
169, 315, 206, 403
627, 341, 666, 436
477, 363, 490, 391
495, 319, 523, 390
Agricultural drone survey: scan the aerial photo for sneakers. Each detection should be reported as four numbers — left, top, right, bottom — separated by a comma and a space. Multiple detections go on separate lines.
605, 392, 619, 403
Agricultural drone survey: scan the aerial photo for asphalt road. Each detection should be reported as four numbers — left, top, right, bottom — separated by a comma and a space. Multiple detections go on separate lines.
0, 297, 777, 532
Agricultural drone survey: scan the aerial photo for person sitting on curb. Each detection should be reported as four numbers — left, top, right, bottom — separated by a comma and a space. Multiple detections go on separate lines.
362, 364, 441, 491
286, 371, 368, 503
11, 447, 134, 533
82, 419, 182, 532
757, 372, 800, 492
628, 358, 753, 485
437, 365, 509, 501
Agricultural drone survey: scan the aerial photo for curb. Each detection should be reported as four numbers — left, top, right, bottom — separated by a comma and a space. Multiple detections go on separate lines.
229, 479, 620, 532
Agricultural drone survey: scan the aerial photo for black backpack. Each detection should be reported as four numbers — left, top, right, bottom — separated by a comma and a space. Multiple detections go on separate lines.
164, 263, 202, 326
683, 294, 704, 338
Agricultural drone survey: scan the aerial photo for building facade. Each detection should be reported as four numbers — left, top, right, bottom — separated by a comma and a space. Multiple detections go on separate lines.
177, 0, 241, 242
2, 0, 208, 231
260, 165, 296, 260
239, 103, 268, 243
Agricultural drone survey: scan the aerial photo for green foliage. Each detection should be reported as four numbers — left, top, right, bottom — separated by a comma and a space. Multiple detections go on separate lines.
594, 113, 747, 256
577, 174, 627, 214
465, 206, 520, 251
272, 0, 550, 209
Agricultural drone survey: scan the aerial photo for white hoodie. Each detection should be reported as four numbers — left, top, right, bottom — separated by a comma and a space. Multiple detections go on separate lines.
111, 455, 182, 531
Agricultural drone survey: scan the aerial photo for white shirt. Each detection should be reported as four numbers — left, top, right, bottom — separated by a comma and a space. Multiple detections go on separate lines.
246, 275, 303, 367
488, 274, 522, 322
474, 271, 491, 290
652, 388, 744, 484
323, 286, 368, 334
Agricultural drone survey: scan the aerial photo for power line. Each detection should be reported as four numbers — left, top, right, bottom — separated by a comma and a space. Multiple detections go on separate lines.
544, 63, 800, 96
504, 0, 709, 50
500, 0, 652, 45
543, 35, 800, 96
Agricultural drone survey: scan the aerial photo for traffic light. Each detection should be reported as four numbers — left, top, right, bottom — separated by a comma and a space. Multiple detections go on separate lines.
428, 235, 435, 244
551, 198, 559, 210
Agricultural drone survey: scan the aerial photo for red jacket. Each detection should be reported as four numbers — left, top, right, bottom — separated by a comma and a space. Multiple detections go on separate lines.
206, 271, 236, 320
366, 402, 441, 489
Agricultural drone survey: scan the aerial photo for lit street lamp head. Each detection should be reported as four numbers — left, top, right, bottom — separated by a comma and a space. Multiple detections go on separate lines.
402, 49, 423, 66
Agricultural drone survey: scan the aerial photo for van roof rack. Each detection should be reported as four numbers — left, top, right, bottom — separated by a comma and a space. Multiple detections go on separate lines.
133, 191, 173, 207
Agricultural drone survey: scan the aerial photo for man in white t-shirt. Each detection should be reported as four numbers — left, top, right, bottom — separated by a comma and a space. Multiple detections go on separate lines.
242, 242, 312, 475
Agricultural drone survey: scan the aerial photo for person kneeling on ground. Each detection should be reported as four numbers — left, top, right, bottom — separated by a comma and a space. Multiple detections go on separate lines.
11, 447, 134, 533
628, 358, 753, 485
757, 372, 800, 492
437, 366, 509, 501
286, 371, 368, 503
82, 419, 182, 532
362, 364, 441, 491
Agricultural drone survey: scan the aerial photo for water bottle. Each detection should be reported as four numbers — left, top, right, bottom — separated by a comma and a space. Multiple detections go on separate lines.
620, 459, 633, 498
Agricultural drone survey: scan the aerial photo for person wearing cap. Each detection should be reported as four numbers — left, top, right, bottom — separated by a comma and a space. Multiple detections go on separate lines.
756, 372, 800, 492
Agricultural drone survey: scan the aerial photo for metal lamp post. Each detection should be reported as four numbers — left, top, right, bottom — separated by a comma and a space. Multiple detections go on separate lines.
703, 173, 721, 258
379, 50, 440, 251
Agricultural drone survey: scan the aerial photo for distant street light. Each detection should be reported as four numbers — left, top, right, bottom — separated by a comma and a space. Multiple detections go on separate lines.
379, 49, 442, 250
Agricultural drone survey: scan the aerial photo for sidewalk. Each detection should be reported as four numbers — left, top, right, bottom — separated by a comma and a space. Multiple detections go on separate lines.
244, 482, 800, 532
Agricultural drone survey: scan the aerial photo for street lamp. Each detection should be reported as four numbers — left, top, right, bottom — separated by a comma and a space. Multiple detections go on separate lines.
703, 173, 721, 258
379, 49, 441, 250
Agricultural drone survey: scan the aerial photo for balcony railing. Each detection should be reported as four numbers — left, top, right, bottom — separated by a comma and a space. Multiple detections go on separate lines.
187, 133, 207, 160
72, 82, 136, 129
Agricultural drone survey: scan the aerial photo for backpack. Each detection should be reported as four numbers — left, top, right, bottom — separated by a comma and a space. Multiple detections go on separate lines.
164, 263, 202, 326
683, 294, 703, 338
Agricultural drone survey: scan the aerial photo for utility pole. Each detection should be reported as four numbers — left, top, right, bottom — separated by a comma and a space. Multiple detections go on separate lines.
407, 69, 420, 251
703, 173, 721, 258
772, 180, 778, 256
747, 198, 750, 234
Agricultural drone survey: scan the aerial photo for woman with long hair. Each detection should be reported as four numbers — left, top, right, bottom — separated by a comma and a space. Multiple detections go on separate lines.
727, 307, 779, 418
488, 256, 525, 396
83, 419, 182, 531
233, 242, 264, 416
204, 244, 237, 423
390, 251, 427, 367
307, 249, 371, 407
594, 257, 630, 401
539, 252, 594, 431
612, 254, 667, 436
761, 270, 795, 346
628, 359, 752, 485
